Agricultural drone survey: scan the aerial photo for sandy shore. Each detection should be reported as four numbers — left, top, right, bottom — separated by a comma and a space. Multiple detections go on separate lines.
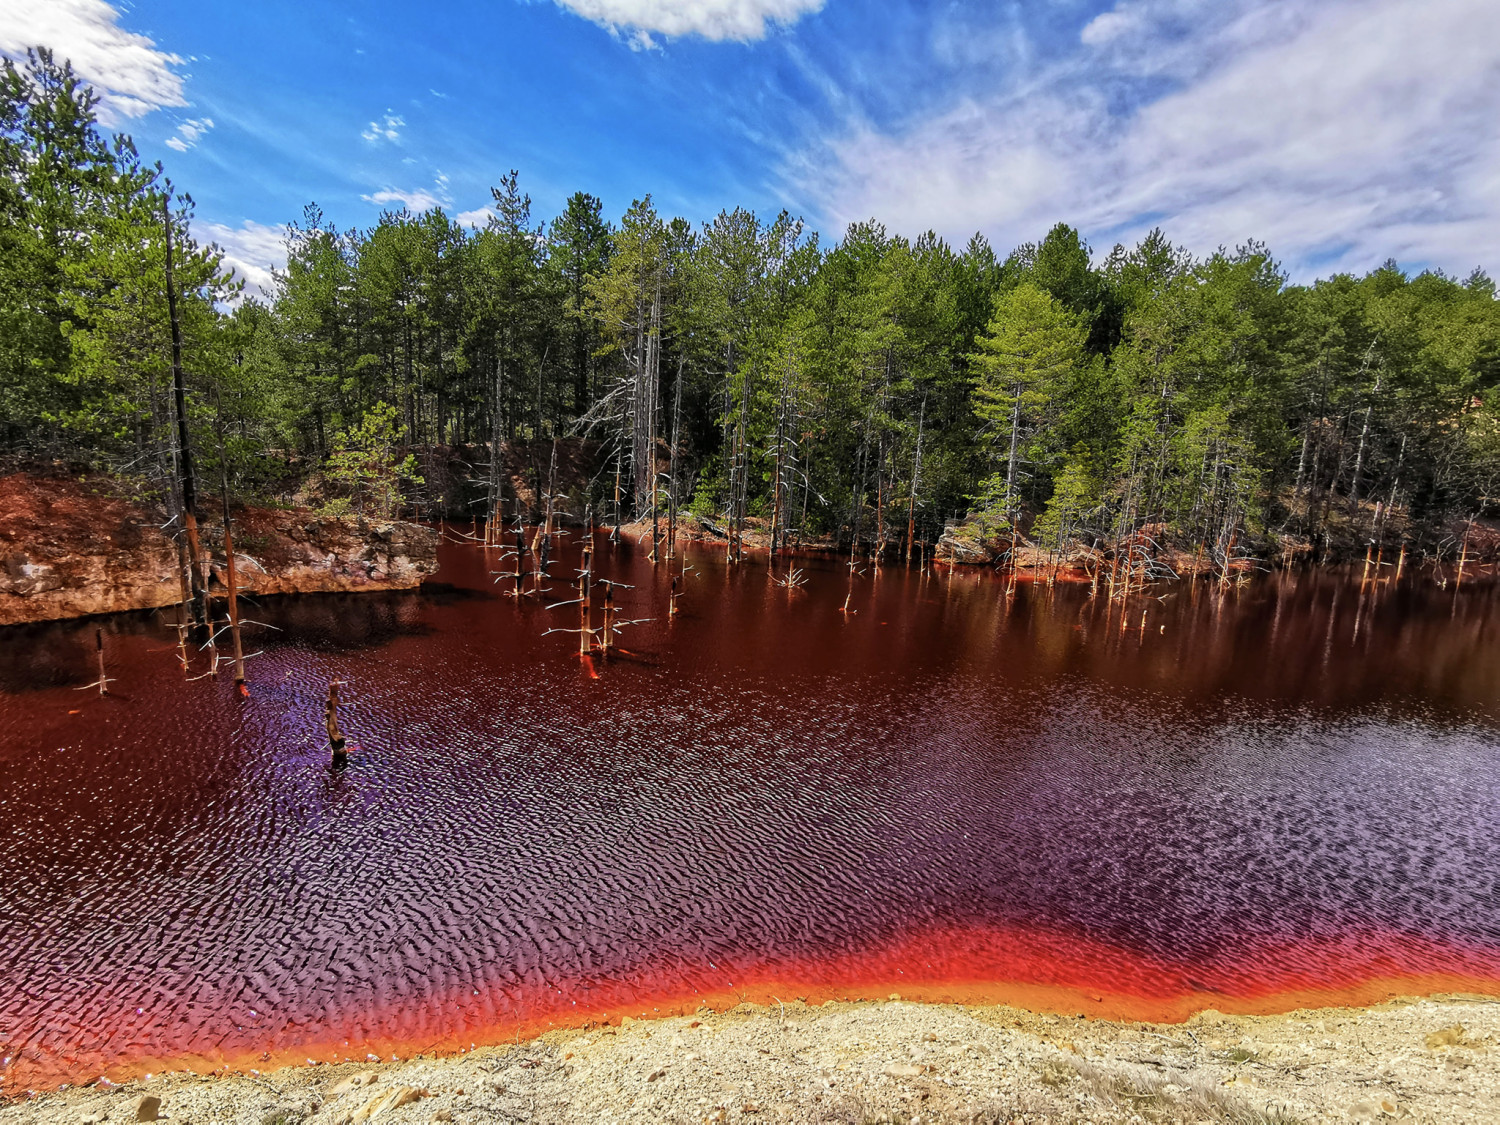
4, 993, 1496, 1125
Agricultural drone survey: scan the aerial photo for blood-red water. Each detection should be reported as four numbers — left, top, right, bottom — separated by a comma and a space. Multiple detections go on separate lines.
3, 540, 1499, 1091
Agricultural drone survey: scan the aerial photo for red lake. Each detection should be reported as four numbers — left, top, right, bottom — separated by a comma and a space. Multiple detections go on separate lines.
2, 538, 1499, 1092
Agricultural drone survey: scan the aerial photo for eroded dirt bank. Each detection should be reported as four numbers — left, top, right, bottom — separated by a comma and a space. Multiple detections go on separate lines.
4, 995, 1495, 1125
0, 474, 438, 626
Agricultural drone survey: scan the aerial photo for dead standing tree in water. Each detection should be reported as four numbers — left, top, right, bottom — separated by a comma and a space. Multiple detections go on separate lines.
543, 577, 650, 659
577, 554, 593, 657
75, 628, 113, 695
327, 681, 348, 766
492, 515, 560, 600
492, 521, 531, 598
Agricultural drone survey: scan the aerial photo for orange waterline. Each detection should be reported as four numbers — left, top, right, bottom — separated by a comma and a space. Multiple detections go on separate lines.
8, 923, 1500, 1096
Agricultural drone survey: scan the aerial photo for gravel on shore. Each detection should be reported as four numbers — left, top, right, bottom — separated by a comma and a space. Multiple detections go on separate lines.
3, 993, 1496, 1125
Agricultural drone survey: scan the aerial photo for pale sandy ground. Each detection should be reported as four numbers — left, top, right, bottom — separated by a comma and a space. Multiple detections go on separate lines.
3, 994, 1496, 1125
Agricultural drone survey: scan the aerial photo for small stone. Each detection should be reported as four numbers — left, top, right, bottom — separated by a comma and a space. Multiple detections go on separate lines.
647, 1068, 667, 1083
351, 1086, 422, 1121
331, 1071, 380, 1096
1425, 1025, 1466, 1050
883, 1062, 922, 1078
922, 1032, 937, 1042
741, 1104, 761, 1115
131, 1094, 161, 1121
430, 1112, 452, 1123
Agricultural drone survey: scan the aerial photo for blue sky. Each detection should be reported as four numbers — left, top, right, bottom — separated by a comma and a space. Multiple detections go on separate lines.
5, 0, 1499, 295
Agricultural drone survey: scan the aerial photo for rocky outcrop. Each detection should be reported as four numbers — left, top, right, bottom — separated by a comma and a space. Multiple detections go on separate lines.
0, 474, 438, 626
937, 525, 997, 564
205, 509, 439, 600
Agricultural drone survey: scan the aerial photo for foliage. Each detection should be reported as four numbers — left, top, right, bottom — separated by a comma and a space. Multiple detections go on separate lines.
322, 401, 423, 520
5, 52, 1500, 563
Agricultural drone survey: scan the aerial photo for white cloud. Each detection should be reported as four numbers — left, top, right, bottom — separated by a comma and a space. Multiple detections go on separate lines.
794, 0, 1500, 278
362, 188, 442, 212
361, 111, 404, 143
1079, 9, 1136, 46
196, 218, 285, 300
164, 116, 214, 152
456, 207, 493, 228
552, 0, 824, 45
0, 0, 187, 122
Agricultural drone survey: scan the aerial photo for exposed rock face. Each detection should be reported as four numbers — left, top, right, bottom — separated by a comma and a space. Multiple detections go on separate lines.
209, 508, 440, 601
0, 474, 438, 626
937, 526, 996, 564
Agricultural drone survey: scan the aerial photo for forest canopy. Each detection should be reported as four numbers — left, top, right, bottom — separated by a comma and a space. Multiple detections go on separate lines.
5, 50, 1500, 569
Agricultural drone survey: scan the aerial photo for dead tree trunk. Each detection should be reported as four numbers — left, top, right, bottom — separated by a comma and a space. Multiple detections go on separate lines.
221, 489, 246, 689
488, 348, 507, 546
327, 681, 347, 766
668, 355, 683, 560
545, 438, 559, 539
1457, 516, 1474, 588
612, 453, 623, 544
906, 396, 925, 566
514, 525, 526, 596
86, 628, 108, 695
174, 535, 192, 675
163, 195, 206, 626
579, 571, 591, 657
1349, 373, 1381, 514
602, 585, 614, 653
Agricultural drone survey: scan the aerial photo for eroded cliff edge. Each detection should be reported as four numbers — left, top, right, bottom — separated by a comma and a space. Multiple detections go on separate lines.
0, 473, 438, 626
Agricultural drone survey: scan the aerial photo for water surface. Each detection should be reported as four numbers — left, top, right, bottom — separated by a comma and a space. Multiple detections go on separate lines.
2, 540, 1498, 1090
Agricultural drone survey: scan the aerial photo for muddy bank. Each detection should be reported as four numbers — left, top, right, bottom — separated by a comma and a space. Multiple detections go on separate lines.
3, 995, 1495, 1124
0, 474, 438, 626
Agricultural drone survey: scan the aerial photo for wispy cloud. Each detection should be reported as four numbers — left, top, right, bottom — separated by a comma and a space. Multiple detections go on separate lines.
552, 0, 825, 47
0, 0, 187, 122
362, 188, 442, 212
361, 111, 404, 143
196, 218, 284, 299
791, 0, 1500, 278
164, 116, 214, 152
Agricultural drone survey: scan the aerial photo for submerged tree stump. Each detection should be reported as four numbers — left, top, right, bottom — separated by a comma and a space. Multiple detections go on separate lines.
327, 681, 347, 766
